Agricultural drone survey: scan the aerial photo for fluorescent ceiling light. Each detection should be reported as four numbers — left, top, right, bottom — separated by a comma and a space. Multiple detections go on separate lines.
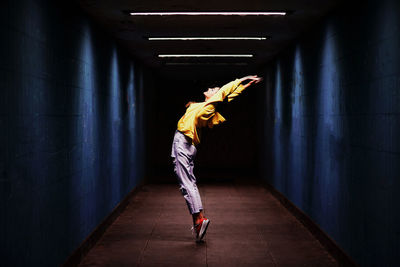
165, 62, 248, 66
149, 37, 268, 41
158, 54, 253, 58
130, 12, 286, 16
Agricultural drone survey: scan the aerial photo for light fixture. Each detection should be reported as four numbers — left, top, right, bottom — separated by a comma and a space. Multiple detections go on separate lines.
158, 54, 253, 58
165, 62, 248, 66
129, 12, 286, 16
149, 37, 268, 41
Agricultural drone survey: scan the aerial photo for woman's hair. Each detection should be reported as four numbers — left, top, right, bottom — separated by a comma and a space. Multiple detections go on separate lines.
184, 81, 221, 108
185, 101, 197, 108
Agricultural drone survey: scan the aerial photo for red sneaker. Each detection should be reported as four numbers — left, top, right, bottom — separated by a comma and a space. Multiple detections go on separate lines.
192, 218, 210, 242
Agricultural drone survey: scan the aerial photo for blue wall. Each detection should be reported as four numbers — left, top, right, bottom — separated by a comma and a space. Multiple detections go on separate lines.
259, 0, 400, 266
0, 0, 149, 265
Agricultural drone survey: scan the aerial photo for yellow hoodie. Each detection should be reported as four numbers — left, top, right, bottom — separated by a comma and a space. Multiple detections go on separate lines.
177, 78, 246, 146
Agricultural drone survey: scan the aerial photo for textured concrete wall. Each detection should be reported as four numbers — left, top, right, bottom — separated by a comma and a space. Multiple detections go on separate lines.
0, 0, 149, 265
259, 0, 400, 265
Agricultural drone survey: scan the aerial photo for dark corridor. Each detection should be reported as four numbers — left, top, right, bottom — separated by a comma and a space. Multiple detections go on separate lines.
79, 181, 338, 267
1, 0, 400, 266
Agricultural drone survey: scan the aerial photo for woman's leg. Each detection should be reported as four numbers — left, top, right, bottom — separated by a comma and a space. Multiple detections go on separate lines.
172, 133, 210, 241
172, 139, 203, 216
172, 155, 204, 215
187, 146, 205, 225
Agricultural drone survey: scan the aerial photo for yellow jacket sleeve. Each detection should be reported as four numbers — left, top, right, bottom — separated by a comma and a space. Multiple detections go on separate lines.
197, 104, 216, 122
227, 83, 246, 102
206, 79, 242, 104
208, 112, 226, 127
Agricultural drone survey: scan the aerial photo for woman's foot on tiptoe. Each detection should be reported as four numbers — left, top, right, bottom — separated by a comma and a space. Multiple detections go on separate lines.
192, 217, 210, 242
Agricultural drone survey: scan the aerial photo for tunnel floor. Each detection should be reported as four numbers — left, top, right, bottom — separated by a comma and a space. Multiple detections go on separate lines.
79, 180, 338, 266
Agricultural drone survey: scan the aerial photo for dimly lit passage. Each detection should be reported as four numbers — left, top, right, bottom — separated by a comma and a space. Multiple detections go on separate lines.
1, 0, 399, 266
79, 182, 337, 266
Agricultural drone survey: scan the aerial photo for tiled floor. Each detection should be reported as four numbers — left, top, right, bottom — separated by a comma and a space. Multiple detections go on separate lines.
79, 181, 338, 266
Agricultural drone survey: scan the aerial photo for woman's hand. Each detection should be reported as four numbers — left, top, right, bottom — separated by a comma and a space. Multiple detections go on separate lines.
253, 76, 263, 83
240, 75, 263, 88
240, 75, 263, 83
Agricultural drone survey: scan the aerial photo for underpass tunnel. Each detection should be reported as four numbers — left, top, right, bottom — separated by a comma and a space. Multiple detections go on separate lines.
1, 0, 399, 266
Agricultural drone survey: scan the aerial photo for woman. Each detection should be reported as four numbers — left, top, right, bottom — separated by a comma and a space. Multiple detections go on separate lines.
171, 75, 263, 242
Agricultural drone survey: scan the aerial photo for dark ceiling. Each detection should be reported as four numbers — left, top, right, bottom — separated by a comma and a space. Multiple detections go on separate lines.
77, 0, 341, 80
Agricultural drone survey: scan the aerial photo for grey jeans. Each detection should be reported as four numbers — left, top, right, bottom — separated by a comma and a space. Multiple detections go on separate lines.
171, 130, 203, 214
